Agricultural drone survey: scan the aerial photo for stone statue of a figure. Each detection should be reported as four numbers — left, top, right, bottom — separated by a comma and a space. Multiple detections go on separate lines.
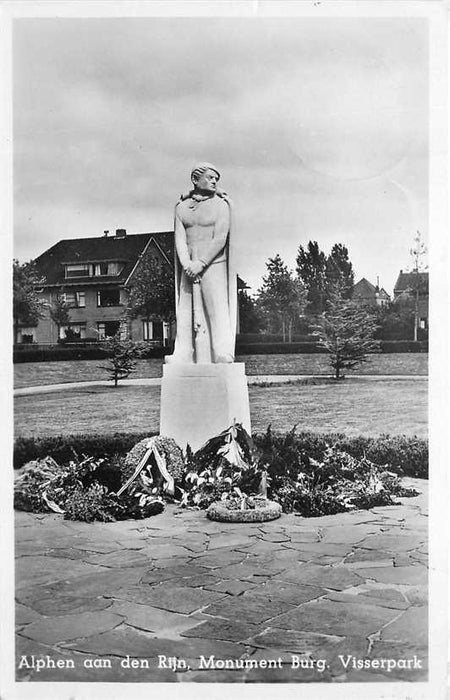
167, 163, 237, 364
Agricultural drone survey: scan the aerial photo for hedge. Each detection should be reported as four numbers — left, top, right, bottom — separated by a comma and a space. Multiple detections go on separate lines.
14, 429, 428, 479
235, 340, 428, 355
13, 344, 170, 363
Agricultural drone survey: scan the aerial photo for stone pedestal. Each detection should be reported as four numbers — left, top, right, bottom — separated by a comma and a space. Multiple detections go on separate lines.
160, 363, 251, 452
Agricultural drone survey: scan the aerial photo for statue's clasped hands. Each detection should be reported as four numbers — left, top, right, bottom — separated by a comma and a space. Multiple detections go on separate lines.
185, 259, 205, 281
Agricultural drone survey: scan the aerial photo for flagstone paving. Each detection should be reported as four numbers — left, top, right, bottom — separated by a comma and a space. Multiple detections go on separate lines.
15, 478, 428, 683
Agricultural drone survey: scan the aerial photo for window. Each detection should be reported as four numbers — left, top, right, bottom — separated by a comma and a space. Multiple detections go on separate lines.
62, 291, 85, 308
97, 289, 120, 307
97, 321, 121, 339
59, 323, 86, 341
19, 328, 35, 344
65, 264, 91, 278
93, 262, 124, 276
143, 320, 170, 344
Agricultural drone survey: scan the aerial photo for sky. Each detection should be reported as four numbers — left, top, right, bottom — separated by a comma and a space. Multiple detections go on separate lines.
13, 16, 429, 296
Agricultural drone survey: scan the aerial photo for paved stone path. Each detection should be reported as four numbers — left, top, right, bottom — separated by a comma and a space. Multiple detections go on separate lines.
14, 374, 427, 396
16, 479, 428, 684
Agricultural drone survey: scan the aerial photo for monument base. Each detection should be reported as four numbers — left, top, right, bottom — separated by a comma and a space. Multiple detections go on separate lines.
159, 362, 251, 452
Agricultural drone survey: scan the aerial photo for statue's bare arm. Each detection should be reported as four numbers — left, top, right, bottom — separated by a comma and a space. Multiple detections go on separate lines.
174, 208, 191, 270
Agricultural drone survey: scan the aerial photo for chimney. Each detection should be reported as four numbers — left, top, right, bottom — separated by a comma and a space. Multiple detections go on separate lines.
115, 228, 127, 238
103, 230, 109, 237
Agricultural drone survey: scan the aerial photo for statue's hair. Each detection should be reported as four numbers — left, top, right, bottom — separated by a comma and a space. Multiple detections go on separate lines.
191, 162, 221, 182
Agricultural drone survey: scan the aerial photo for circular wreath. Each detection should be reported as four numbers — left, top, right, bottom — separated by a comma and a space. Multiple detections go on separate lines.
207, 497, 282, 523
123, 436, 184, 483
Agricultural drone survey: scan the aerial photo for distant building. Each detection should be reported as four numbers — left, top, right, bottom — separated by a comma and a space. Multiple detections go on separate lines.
16, 228, 247, 345
352, 278, 391, 308
17, 228, 175, 345
393, 269, 429, 329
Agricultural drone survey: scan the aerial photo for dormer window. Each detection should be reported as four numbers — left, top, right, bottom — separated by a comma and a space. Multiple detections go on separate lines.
93, 262, 123, 276
65, 263, 92, 278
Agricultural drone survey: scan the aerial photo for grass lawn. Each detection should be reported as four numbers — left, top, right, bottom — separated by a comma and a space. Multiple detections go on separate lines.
14, 378, 427, 440
14, 353, 428, 389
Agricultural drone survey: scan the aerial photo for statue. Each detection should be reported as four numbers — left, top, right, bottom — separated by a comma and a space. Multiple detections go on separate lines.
167, 163, 237, 364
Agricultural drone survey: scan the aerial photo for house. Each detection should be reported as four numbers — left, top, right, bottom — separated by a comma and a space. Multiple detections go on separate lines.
352, 278, 391, 308
18, 228, 175, 345
393, 269, 429, 329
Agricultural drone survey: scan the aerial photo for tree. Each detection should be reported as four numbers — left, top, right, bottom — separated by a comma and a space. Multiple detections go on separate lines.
126, 252, 175, 324
98, 334, 143, 388
325, 243, 354, 300
313, 284, 380, 379
238, 289, 265, 334
296, 241, 327, 315
13, 259, 46, 344
257, 255, 307, 341
408, 231, 428, 342
49, 294, 71, 341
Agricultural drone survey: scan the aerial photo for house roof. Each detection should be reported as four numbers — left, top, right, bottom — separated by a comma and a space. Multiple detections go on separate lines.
34, 231, 174, 287
353, 278, 377, 298
394, 270, 429, 294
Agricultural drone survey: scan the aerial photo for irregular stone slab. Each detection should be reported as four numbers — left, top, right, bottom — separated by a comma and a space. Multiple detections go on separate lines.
65, 626, 247, 662
275, 564, 363, 590
324, 591, 409, 610
141, 563, 209, 585
181, 573, 222, 589
46, 547, 95, 560
109, 584, 225, 614
355, 565, 428, 586
285, 542, 352, 557
15, 556, 107, 589
20, 610, 124, 644
272, 599, 399, 637
247, 627, 343, 654
83, 550, 152, 568
181, 617, 261, 642
71, 541, 122, 554
202, 595, 294, 625
358, 534, 426, 552
28, 594, 113, 616
404, 586, 428, 606
286, 530, 320, 544
208, 534, 257, 550
205, 579, 256, 596
131, 544, 190, 559
369, 640, 428, 681
15, 603, 43, 625
380, 606, 428, 644
248, 581, 326, 606
109, 601, 202, 638
238, 661, 332, 683
320, 525, 379, 545
191, 550, 246, 569
257, 532, 291, 543
361, 587, 408, 603
17, 567, 149, 605
238, 540, 286, 555
393, 553, 416, 567
212, 562, 280, 580
309, 634, 371, 678
179, 669, 248, 683
344, 548, 393, 564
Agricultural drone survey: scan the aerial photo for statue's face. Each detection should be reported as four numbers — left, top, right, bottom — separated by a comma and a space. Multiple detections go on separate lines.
193, 168, 219, 193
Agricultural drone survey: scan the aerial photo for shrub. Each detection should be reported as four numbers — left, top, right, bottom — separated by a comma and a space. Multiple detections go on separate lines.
14, 429, 428, 480
13, 432, 153, 469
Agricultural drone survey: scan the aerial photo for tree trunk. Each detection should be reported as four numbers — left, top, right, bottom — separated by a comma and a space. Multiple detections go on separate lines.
282, 318, 286, 343
413, 286, 419, 342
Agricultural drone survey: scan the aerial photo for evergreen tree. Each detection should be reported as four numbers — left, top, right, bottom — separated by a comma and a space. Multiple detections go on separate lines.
98, 334, 143, 387
313, 284, 380, 379
296, 241, 327, 315
13, 259, 46, 344
238, 289, 265, 334
325, 243, 354, 300
257, 255, 307, 341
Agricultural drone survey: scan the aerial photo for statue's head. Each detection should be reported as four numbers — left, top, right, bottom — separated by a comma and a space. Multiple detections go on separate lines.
191, 162, 220, 194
